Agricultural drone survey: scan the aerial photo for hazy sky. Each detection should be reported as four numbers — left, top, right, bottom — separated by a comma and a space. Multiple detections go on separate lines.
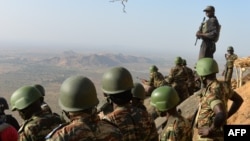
0, 0, 249, 60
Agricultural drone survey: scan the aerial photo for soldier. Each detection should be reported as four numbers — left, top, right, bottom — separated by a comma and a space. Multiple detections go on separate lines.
10, 85, 64, 141
196, 5, 221, 59
193, 58, 243, 141
0, 97, 20, 131
166, 56, 189, 103
222, 46, 238, 85
131, 82, 147, 111
45, 75, 122, 141
182, 59, 196, 95
141, 65, 167, 96
101, 66, 158, 141
33, 84, 53, 114
150, 86, 192, 141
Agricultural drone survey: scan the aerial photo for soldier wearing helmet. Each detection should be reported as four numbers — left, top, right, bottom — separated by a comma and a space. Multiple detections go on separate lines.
150, 86, 192, 141
166, 56, 189, 103
33, 84, 53, 114
45, 75, 122, 141
222, 46, 238, 85
10, 85, 64, 141
196, 5, 221, 59
141, 65, 167, 96
131, 82, 147, 111
0, 97, 20, 131
193, 58, 243, 141
101, 66, 158, 141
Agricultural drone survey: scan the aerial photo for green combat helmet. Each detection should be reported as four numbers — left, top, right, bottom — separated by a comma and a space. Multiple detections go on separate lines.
195, 58, 218, 77
227, 46, 234, 52
59, 75, 99, 112
150, 86, 180, 112
0, 97, 9, 111
131, 83, 145, 100
101, 66, 133, 95
175, 56, 183, 65
10, 86, 42, 111
33, 84, 45, 96
149, 65, 158, 73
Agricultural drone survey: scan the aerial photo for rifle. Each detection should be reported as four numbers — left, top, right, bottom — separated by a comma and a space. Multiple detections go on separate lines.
194, 17, 206, 46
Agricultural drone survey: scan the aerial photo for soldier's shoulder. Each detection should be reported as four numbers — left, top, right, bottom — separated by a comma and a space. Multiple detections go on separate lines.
18, 118, 34, 133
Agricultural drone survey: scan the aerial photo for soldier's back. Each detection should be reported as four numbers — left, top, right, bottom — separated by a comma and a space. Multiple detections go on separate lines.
19, 112, 63, 141
105, 105, 158, 141
46, 114, 122, 141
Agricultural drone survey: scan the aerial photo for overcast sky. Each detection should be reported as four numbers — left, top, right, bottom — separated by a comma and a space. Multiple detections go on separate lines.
0, 0, 249, 61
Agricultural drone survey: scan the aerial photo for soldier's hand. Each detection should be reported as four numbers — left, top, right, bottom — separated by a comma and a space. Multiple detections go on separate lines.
198, 127, 210, 137
98, 111, 105, 119
196, 32, 203, 38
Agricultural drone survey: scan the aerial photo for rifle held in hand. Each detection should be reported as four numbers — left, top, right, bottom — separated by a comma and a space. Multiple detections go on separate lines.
195, 17, 206, 46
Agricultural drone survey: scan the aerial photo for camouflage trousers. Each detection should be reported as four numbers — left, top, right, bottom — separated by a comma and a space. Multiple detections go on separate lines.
192, 128, 223, 141
224, 68, 233, 84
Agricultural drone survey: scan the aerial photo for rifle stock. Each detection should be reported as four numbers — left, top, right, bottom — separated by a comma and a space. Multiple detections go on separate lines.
195, 17, 206, 46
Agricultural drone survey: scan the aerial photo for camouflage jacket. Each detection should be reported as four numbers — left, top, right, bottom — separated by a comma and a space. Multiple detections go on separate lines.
103, 104, 158, 141
183, 66, 195, 82
225, 54, 238, 68
45, 113, 122, 141
146, 71, 167, 88
166, 65, 188, 84
18, 111, 63, 141
160, 115, 192, 141
202, 16, 220, 42
195, 80, 227, 137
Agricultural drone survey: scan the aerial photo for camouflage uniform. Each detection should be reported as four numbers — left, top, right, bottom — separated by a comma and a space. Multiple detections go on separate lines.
198, 6, 220, 59
166, 65, 189, 103
103, 104, 158, 141
46, 113, 122, 141
183, 65, 196, 95
193, 80, 226, 141
145, 71, 167, 88
223, 54, 238, 83
160, 115, 192, 141
18, 111, 63, 141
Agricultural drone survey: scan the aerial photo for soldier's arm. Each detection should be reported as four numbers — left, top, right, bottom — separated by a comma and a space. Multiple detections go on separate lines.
227, 91, 243, 119
198, 103, 226, 137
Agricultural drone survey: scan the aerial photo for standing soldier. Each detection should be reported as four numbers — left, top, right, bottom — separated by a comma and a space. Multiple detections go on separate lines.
150, 86, 192, 141
33, 84, 53, 114
196, 5, 221, 59
166, 56, 189, 103
101, 66, 158, 141
193, 58, 243, 141
0, 97, 20, 131
182, 59, 196, 95
141, 65, 167, 96
10, 85, 64, 141
45, 75, 122, 141
131, 82, 147, 111
222, 46, 238, 85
